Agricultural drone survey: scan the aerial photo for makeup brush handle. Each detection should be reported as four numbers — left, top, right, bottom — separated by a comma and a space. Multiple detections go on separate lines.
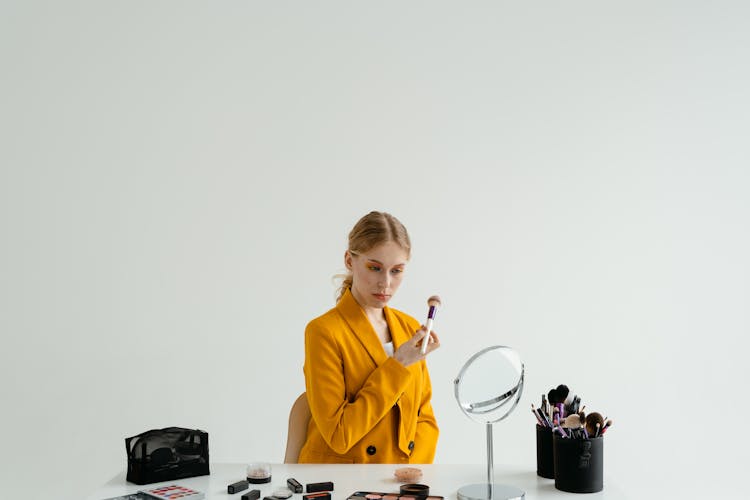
531, 408, 544, 426
421, 318, 434, 354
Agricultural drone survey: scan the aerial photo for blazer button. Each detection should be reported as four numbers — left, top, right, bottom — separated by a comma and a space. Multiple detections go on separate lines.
367, 445, 377, 456
408, 441, 415, 451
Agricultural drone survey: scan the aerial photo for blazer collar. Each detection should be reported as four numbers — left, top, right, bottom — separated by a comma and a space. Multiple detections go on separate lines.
337, 288, 408, 365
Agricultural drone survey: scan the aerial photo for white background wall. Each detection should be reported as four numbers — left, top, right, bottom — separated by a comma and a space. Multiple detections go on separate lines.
2, 1, 749, 499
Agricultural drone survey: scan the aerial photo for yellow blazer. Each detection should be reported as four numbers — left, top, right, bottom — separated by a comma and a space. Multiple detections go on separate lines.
298, 289, 439, 464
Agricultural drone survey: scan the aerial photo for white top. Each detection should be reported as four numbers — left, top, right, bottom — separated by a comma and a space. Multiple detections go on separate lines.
383, 341, 394, 357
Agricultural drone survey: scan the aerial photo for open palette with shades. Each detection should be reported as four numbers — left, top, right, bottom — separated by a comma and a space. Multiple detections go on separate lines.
103, 485, 204, 500
347, 492, 443, 500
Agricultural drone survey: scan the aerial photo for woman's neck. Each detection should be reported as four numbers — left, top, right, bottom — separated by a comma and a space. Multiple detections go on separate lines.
350, 289, 390, 343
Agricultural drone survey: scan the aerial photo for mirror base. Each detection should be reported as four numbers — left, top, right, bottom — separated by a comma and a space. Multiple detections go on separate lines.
457, 483, 525, 500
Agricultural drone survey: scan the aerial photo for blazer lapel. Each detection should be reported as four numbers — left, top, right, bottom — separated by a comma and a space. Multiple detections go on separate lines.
337, 289, 388, 366
384, 305, 410, 351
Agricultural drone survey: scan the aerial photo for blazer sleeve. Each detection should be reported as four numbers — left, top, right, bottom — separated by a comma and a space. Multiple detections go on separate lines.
304, 320, 414, 455
411, 360, 440, 463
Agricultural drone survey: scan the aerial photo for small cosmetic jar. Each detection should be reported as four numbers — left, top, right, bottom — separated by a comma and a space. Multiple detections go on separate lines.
394, 467, 423, 483
399, 484, 429, 498
247, 462, 272, 484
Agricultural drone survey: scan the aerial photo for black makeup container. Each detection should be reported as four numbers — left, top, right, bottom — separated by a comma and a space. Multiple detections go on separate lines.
399, 484, 429, 498
535, 425, 554, 479
552, 434, 603, 493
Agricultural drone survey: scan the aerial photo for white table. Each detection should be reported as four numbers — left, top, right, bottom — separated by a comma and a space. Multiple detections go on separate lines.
86, 463, 626, 500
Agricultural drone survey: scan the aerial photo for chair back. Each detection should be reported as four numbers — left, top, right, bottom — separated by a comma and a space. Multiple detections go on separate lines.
284, 392, 311, 464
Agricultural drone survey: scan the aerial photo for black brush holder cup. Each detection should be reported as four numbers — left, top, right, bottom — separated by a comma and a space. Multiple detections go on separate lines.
553, 434, 603, 493
535, 425, 554, 479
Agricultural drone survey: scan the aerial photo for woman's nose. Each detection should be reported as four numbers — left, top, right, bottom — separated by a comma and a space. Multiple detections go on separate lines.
378, 274, 391, 289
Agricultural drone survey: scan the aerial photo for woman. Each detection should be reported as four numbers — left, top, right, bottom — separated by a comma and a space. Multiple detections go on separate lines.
298, 211, 440, 464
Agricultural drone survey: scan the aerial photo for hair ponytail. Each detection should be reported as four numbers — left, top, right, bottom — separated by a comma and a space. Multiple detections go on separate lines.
335, 273, 354, 302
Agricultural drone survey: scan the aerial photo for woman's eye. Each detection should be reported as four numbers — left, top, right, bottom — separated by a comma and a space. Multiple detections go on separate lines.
391, 268, 403, 275
368, 266, 381, 272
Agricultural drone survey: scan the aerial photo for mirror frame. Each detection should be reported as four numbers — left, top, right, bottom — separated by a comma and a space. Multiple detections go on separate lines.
454, 345, 525, 425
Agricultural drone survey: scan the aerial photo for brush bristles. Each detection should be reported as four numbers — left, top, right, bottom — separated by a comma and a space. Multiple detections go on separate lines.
427, 295, 442, 307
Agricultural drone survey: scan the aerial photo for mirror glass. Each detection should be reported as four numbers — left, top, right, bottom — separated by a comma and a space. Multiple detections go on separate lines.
454, 345, 524, 424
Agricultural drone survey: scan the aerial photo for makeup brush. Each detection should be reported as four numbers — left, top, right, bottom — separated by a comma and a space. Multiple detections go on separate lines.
554, 425, 568, 438
600, 419, 613, 435
547, 389, 558, 420
563, 414, 582, 429
539, 408, 552, 428
585, 412, 604, 437
548, 388, 559, 405
567, 395, 581, 414
531, 404, 544, 427
420, 295, 441, 354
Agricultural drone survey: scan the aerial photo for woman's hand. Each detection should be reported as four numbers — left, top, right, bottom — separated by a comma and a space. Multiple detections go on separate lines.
393, 327, 441, 367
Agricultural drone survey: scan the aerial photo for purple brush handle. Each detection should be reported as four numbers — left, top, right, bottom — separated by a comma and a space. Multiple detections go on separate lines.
427, 305, 437, 319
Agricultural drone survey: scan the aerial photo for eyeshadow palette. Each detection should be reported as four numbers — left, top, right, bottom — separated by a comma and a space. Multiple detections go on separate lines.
102, 485, 204, 500
347, 492, 443, 500
102, 495, 153, 500
141, 485, 205, 500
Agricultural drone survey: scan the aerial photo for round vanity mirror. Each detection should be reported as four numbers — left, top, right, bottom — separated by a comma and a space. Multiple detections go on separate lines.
454, 346, 525, 500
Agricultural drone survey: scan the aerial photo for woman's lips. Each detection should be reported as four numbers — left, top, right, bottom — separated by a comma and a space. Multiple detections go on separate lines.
373, 293, 389, 301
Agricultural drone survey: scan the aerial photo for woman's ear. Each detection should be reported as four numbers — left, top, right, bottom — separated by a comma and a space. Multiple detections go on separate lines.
344, 250, 353, 270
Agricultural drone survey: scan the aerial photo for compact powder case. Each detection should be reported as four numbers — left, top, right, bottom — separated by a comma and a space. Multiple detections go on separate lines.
399, 484, 430, 498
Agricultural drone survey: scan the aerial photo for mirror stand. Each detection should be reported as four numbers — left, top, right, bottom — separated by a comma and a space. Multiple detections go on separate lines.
456, 423, 525, 500
454, 346, 526, 500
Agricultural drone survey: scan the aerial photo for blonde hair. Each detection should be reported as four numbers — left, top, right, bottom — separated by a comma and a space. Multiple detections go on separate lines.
336, 211, 411, 302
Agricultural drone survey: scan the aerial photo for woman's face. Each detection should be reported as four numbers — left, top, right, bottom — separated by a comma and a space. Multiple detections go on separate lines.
346, 240, 409, 310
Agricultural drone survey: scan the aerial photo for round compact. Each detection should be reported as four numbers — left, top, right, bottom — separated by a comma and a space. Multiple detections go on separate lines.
394, 467, 423, 483
273, 488, 293, 499
247, 462, 272, 484
399, 484, 429, 498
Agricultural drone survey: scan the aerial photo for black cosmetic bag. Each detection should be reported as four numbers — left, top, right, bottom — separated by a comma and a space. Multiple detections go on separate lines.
125, 427, 210, 485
